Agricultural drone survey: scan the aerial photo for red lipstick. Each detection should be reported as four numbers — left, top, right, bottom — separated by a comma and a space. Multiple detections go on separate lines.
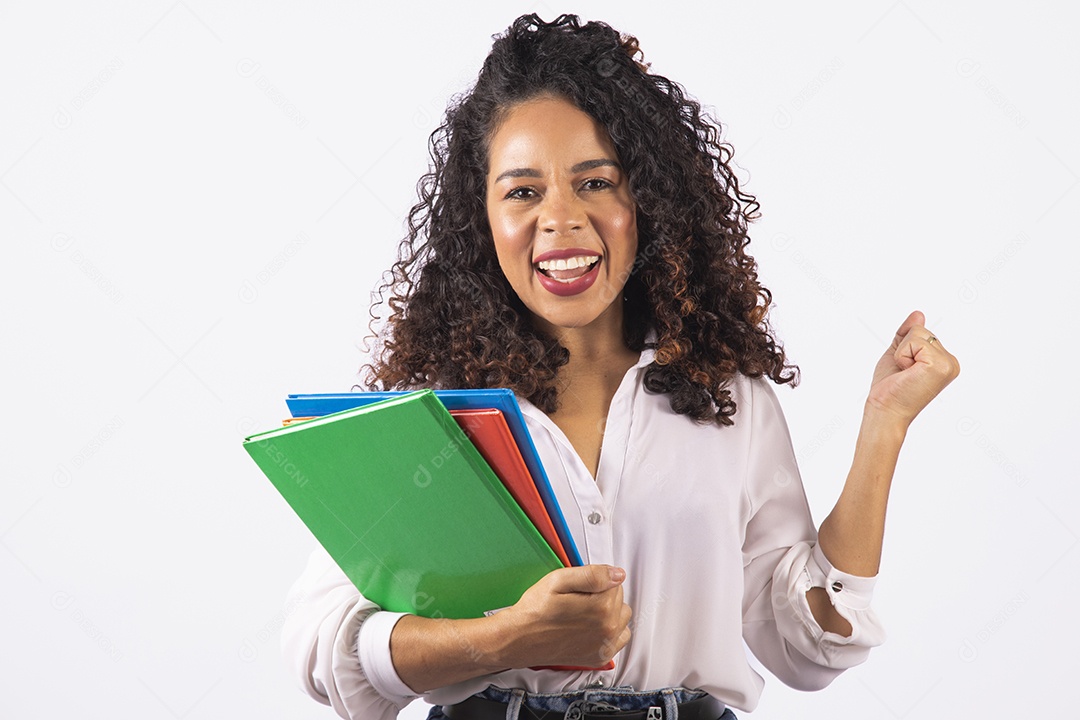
533, 247, 603, 297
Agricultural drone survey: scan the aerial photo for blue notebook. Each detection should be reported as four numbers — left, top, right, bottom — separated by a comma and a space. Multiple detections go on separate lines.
286, 389, 583, 567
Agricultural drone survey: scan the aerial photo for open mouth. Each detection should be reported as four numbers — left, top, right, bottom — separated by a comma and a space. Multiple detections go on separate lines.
532, 251, 603, 297
535, 254, 601, 283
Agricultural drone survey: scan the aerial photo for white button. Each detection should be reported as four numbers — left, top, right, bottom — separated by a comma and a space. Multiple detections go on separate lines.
588, 512, 602, 524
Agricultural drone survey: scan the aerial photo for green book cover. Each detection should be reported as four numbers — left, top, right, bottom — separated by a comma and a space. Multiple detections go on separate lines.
243, 389, 563, 619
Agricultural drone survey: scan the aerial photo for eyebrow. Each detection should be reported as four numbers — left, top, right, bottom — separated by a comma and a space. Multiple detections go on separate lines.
492, 158, 621, 185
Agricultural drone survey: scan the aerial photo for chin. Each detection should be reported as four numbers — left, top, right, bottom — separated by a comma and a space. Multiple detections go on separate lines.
528, 302, 612, 334
534, 313, 598, 333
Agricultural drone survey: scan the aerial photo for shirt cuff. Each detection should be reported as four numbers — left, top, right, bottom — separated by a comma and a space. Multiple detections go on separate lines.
807, 542, 877, 611
356, 611, 420, 704
802, 542, 887, 648
770, 541, 886, 671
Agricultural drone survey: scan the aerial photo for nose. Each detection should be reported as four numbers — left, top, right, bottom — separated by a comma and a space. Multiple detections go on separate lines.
538, 186, 586, 235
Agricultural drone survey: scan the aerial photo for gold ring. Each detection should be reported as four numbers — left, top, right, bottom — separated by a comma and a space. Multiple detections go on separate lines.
927, 336, 938, 345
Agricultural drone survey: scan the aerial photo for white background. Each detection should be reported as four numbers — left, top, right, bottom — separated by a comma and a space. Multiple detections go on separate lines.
3, 1, 1077, 718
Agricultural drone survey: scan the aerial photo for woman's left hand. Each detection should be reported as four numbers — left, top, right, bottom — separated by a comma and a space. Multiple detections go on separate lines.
866, 310, 961, 428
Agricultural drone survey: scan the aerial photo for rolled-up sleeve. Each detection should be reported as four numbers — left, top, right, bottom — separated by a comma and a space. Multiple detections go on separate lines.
771, 541, 887, 667
740, 377, 886, 691
281, 548, 420, 720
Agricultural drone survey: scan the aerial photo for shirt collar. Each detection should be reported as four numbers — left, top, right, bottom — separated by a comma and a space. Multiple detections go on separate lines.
635, 327, 658, 368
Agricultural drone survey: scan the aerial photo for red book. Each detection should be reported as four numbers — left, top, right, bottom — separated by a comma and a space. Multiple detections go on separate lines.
449, 408, 571, 567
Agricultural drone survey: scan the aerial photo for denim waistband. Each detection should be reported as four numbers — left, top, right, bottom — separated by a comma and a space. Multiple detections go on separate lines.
477, 684, 723, 717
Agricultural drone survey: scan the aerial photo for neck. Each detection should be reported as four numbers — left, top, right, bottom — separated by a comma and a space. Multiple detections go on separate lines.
533, 299, 640, 393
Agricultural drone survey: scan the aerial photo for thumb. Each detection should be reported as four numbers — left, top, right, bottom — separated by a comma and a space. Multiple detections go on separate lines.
888, 309, 926, 352
549, 564, 625, 594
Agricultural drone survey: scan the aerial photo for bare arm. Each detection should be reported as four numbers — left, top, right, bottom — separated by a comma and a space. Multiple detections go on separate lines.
807, 411, 905, 635
389, 564, 632, 693
806, 311, 960, 636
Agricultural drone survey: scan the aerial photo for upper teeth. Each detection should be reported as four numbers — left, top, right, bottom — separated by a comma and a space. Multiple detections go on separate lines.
537, 255, 599, 271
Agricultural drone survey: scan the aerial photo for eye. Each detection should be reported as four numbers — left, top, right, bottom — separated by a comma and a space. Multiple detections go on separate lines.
504, 186, 537, 200
582, 178, 613, 191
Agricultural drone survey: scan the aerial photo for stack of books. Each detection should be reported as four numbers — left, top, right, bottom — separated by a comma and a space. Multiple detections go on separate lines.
242, 389, 584, 623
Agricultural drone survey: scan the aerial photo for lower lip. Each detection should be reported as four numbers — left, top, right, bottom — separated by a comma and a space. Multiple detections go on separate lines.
535, 260, 602, 297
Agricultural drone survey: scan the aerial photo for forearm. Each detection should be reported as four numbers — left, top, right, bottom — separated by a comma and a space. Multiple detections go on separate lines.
819, 406, 907, 575
389, 565, 630, 693
804, 310, 958, 637
808, 406, 907, 634
389, 613, 512, 694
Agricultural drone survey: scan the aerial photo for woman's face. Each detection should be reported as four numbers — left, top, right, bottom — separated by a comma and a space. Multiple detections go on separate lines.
485, 95, 638, 336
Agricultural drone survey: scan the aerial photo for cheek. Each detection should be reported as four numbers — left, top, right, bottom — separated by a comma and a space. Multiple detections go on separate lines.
489, 211, 532, 258
487, 217, 527, 281
602, 204, 638, 265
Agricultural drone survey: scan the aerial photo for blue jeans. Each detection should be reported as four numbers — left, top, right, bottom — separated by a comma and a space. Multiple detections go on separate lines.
426, 684, 737, 720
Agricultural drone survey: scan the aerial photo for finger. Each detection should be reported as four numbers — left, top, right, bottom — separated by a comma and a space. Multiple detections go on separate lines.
902, 323, 948, 355
894, 324, 953, 376
893, 327, 925, 370
889, 310, 926, 352
614, 625, 632, 654
600, 625, 632, 662
549, 564, 625, 595
902, 327, 960, 379
611, 583, 625, 609
921, 330, 946, 351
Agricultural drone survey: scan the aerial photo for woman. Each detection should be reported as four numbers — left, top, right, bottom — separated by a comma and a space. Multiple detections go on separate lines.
282, 13, 960, 720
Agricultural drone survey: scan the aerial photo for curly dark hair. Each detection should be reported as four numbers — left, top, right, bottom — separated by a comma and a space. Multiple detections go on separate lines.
361, 13, 798, 425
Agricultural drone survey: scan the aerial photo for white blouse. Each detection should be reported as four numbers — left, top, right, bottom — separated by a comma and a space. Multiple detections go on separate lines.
280, 344, 886, 719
